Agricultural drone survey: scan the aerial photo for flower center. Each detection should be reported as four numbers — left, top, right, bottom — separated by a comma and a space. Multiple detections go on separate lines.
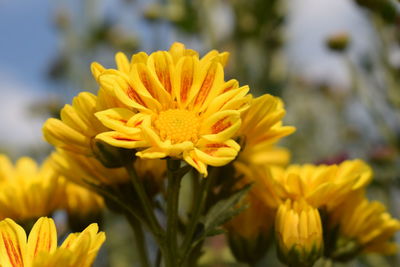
154, 109, 200, 144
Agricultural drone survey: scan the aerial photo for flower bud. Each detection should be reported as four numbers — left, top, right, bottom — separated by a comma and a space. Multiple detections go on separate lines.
275, 200, 323, 267
326, 32, 350, 52
226, 196, 273, 264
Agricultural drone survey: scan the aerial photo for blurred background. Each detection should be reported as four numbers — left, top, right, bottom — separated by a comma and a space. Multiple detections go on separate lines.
0, 0, 399, 266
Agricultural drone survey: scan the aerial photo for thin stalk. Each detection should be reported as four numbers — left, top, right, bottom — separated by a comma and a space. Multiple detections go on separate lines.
125, 164, 165, 247
179, 169, 214, 266
126, 215, 151, 267
166, 159, 182, 267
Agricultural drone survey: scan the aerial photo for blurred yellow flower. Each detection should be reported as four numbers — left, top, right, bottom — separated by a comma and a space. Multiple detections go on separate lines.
0, 155, 65, 222
236, 94, 295, 166
43, 92, 107, 156
275, 199, 323, 267
271, 159, 372, 209
94, 42, 252, 176
64, 181, 104, 218
329, 195, 400, 256
0, 217, 105, 267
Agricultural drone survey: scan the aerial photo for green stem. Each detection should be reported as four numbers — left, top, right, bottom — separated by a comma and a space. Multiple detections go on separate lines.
166, 159, 182, 267
126, 215, 151, 267
179, 172, 213, 265
125, 164, 165, 249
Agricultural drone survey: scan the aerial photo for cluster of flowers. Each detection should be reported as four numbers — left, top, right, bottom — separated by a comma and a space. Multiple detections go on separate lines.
1, 43, 398, 266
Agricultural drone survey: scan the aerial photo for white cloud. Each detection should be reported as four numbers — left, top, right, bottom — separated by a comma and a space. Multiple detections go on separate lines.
0, 71, 46, 150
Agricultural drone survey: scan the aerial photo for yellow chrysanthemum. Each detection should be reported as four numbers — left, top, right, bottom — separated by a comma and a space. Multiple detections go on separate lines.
275, 199, 323, 267
94, 42, 252, 176
329, 195, 400, 256
64, 181, 104, 218
0, 155, 65, 222
271, 159, 372, 209
0, 217, 105, 267
43, 92, 108, 156
235, 94, 295, 166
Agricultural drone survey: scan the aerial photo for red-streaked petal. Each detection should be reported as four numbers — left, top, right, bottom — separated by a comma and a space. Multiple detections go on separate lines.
183, 150, 208, 177
173, 56, 199, 108
194, 139, 240, 166
131, 63, 171, 109
147, 51, 174, 94
192, 61, 224, 112
95, 108, 141, 135
200, 110, 241, 142
27, 217, 57, 259
96, 131, 148, 149
0, 218, 27, 267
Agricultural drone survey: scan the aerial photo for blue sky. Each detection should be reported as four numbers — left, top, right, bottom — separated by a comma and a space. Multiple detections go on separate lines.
0, 0, 372, 155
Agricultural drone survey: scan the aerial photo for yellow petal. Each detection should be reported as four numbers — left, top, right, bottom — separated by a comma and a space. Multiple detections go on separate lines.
90, 62, 106, 82
115, 52, 130, 73
147, 51, 174, 94
183, 150, 208, 176
96, 131, 148, 149
27, 217, 57, 259
200, 110, 241, 142
131, 52, 149, 65
173, 56, 199, 108
131, 63, 171, 109
191, 61, 225, 112
95, 108, 141, 135
0, 218, 27, 267
194, 139, 240, 166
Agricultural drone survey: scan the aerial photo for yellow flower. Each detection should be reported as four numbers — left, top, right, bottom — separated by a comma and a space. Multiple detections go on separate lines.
94, 42, 252, 176
0, 155, 65, 222
0, 217, 105, 267
271, 159, 372, 209
236, 94, 295, 166
329, 195, 400, 257
275, 199, 323, 267
64, 181, 104, 218
43, 92, 107, 156
50, 149, 129, 186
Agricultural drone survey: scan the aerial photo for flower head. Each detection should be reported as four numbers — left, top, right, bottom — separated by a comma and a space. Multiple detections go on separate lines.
94, 42, 252, 176
275, 199, 323, 267
271, 159, 372, 209
236, 94, 295, 166
0, 155, 65, 222
0, 217, 105, 267
43, 92, 108, 156
328, 195, 400, 259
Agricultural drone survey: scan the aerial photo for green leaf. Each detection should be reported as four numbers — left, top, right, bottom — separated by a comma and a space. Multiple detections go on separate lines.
198, 184, 251, 239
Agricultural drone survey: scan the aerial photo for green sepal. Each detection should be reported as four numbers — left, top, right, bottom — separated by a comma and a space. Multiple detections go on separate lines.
92, 139, 135, 168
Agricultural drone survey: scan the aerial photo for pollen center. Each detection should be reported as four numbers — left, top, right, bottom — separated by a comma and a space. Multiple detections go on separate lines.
154, 109, 200, 144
